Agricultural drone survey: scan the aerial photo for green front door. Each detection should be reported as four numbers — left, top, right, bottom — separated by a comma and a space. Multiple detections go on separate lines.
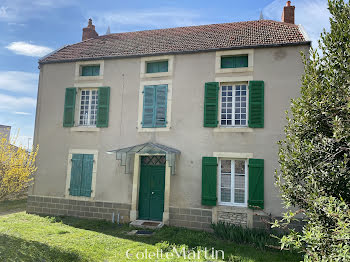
138, 156, 166, 221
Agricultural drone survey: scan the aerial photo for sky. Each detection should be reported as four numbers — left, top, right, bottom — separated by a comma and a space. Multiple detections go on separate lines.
0, 0, 331, 148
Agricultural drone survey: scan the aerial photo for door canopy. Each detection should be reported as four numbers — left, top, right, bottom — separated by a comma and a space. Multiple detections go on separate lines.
107, 142, 180, 175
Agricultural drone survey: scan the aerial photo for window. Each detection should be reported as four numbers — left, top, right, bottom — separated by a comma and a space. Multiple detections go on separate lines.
142, 85, 168, 128
79, 89, 98, 126
221, 55, 248, 69
146, 61, 168, 73
219, 159, 247, 206
81, 65, 100, 76
221, 84, 247, 127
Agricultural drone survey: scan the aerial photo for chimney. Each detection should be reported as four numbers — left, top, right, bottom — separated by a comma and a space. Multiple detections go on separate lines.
82, 18, 99, 41
282, 1, 295, 24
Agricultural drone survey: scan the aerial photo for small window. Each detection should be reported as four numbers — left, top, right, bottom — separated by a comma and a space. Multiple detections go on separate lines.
146, 61, 168, 73
219, 159, 247, 206
79, 89, 98, 126
221, 55, 248, 69
81, 65, 100, 76
221, 84, 247, 127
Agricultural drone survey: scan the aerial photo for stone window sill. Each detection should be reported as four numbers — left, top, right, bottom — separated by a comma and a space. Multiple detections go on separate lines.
140, 72, 172, 79
74, 75, 103, 82
213, 127, 253, 133
137, 127, 170, 132
216, 67, 253, 74
70, 126, 100, 132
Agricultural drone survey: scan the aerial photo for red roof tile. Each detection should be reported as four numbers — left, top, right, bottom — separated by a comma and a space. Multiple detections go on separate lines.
40, 20, 310, 64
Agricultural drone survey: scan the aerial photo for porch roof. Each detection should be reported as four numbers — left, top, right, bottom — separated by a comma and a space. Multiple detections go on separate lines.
107, 142, 180, 175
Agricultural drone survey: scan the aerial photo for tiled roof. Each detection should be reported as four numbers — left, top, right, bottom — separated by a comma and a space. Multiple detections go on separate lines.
40, 20, 310, 64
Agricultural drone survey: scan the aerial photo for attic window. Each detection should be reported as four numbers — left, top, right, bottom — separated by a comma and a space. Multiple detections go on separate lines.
81, 65, 100, 76
146, 61, 168, 73
221, 55, 248, 69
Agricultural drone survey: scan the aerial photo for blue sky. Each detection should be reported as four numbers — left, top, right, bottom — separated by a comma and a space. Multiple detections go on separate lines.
0, 0, 330, 147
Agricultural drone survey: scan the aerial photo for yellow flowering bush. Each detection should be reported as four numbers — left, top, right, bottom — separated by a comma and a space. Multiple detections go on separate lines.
0, 133, 38, 201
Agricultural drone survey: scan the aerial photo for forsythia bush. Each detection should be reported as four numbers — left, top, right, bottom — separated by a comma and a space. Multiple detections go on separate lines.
275, 0, 350, 261
0, 134, 38, 201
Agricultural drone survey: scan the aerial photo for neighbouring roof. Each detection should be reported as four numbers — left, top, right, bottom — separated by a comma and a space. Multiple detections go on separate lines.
40, 20, 310, 64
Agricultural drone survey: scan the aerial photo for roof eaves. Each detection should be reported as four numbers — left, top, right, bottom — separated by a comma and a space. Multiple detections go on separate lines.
39, 41, 312, 65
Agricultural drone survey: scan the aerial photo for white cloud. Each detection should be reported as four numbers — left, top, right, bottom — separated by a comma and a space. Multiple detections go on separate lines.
91, 8, 206, 32
14, 111, 31, 115
0, 71, 38, 93
6, 41, 53, 57
0, 0, 76, 22
0, 6, 9, 18
0, 94, 36, 111
263, 0, 330, 46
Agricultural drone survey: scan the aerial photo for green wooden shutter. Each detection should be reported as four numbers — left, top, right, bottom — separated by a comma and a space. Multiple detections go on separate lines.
221, 55, 248, 68
82, 65, 100, 76
204, 82, 219, 127
142, 85, 156, 127
69, 154, 83, 196
63, 88, 76, 127
248, 81, 264, 128
155, 85, 168, 127
248, 159, 264, 209
80, 154, 94, 197
146, 61, 168, 73
202, 157, 218, 206
96, 86, 110, 127
92, 66, 100, 76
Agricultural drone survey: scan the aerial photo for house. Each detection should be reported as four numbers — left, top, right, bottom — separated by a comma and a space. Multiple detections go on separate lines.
27, 1, 311, 230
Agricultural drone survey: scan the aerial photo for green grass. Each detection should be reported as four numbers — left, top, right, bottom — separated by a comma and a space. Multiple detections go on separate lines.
0, 212, 303, 262
0, 198, 27, 213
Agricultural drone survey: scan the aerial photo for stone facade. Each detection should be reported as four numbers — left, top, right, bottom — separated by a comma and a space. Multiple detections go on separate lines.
27, 195, 131, 223
217, 210, 247, 227
169, 207, 212, 231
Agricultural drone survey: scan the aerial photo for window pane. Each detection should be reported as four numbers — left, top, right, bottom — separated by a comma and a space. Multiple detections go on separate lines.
221, 160, 231, 173
235, 175, 245, 188
146, 61, 168, 73
233, 85, 247, 127
221, 55, 248, 68
81, 65, 100, 76
221, 174, 231, 187
220, 86, 233, 126
221, 188, 231, 202
234, 189, 245, 203
79, 89, 98, 126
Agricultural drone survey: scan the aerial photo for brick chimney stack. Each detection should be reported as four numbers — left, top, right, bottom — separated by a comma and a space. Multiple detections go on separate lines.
282, 1, 295, 24
82, 18, 99, 41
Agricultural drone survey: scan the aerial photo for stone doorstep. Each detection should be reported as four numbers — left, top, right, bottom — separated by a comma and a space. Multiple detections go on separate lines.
130, 220, 164, 230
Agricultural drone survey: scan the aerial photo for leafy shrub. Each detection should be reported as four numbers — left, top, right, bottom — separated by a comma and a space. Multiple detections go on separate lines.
275, 0, 350, 260
211, 222, 283, 250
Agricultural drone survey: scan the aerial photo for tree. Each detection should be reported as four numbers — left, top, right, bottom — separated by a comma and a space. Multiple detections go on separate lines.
275, 0, 350, 260
0, 133, 38, 201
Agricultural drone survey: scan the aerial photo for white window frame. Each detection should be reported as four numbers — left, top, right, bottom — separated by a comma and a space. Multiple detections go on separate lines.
78, 88, 99, 127
218, 158, 248, 207
65, 149, 98, 200
140, 55, 174, 78
219, 82, 249, 128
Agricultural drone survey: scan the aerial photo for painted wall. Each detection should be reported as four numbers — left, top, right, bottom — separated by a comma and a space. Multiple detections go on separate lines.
32, 44, 309, 217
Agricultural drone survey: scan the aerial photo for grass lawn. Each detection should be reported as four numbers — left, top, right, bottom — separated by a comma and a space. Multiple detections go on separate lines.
0, 198, 27, 214
0, 212, 303, 262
